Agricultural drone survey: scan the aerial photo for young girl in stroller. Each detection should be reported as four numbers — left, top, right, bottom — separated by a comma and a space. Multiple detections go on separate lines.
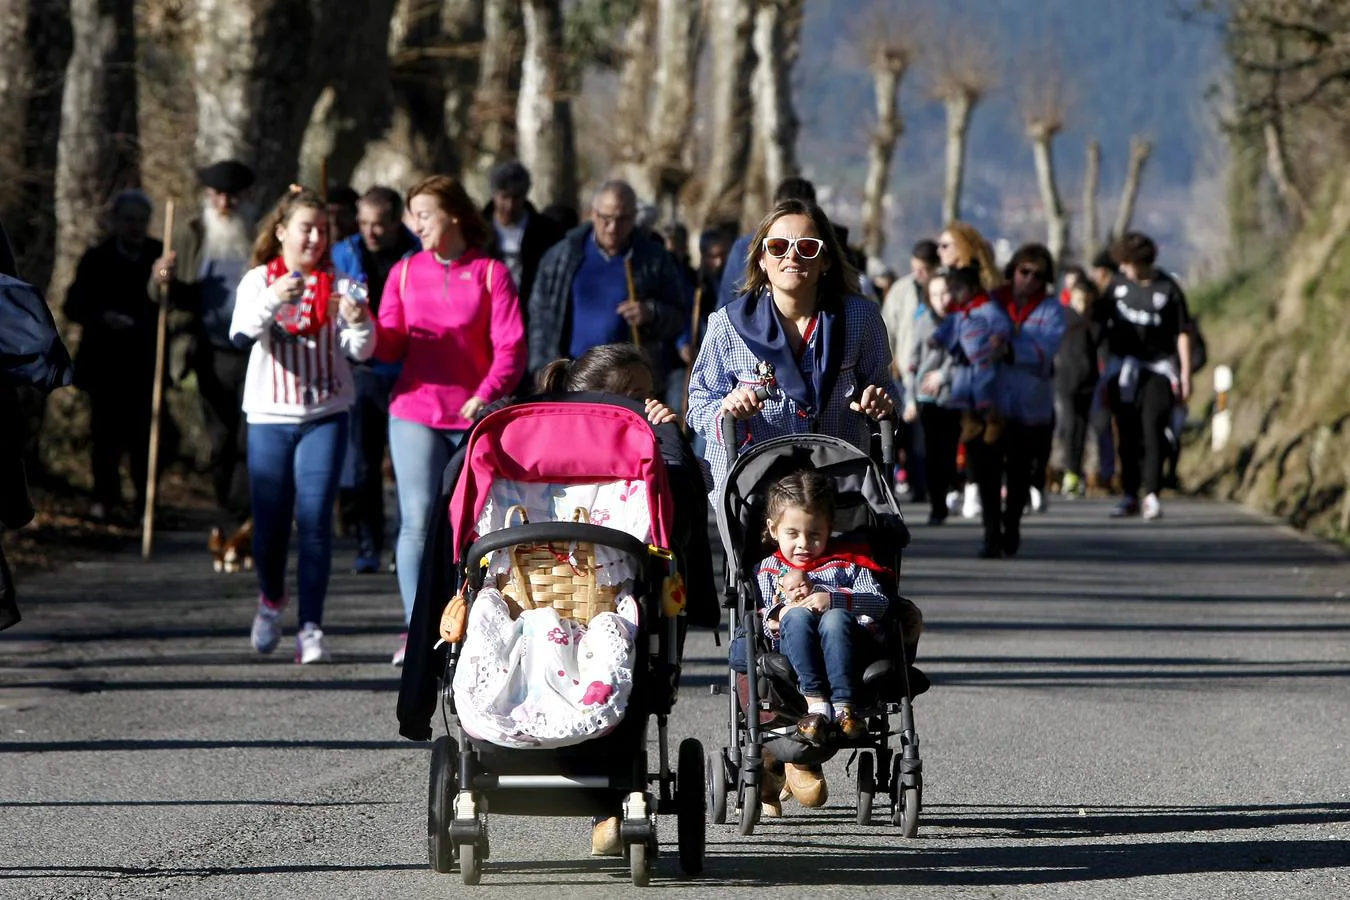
758, 469, 893, 745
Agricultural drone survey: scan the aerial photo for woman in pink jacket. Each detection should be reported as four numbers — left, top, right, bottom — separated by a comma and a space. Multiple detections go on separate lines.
377, 175, 526, 664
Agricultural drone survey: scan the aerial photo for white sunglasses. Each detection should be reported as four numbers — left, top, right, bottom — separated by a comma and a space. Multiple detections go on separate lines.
763, 236, 825, 260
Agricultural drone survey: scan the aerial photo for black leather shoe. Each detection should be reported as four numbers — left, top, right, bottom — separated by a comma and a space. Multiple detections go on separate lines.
1002, 529, 1021, 557
978, 543, 1003, 559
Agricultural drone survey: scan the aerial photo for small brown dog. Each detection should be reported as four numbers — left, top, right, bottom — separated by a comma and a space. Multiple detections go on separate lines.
208, 520, 254, 573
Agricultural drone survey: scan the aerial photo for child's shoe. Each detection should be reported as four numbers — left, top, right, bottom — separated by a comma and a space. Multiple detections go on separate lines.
959, 411, 985, 444
796, 713, 831, 746
1060, 471, 1083, 497
836, 708, 868, 742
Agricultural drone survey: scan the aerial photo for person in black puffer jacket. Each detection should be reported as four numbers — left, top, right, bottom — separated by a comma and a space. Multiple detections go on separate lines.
1053, 277, 1101, 497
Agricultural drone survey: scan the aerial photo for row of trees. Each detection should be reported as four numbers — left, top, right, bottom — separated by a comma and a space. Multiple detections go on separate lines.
0, 0, 1163, 316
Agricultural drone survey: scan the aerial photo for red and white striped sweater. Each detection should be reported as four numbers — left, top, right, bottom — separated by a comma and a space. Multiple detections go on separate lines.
229, 265, 376, 424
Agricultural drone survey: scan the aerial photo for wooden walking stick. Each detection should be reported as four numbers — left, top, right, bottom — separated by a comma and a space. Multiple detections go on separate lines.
142, 199, 175, 559
623, 257, 642, 347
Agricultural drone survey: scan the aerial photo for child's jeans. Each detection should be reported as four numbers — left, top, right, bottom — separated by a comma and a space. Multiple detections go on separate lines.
248, 412, 348, 627
779, 607, 870, 705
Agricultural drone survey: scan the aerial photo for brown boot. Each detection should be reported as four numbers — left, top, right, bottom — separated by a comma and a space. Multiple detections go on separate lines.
590, 815, 622, 856
784, 763, 829, 808
760, 764, 785, 818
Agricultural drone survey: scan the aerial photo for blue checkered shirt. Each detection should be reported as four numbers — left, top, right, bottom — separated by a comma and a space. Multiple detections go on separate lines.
686, 293, 896, 495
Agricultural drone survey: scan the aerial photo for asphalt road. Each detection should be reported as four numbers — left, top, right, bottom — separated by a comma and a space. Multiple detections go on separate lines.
2, 496, 1348, 899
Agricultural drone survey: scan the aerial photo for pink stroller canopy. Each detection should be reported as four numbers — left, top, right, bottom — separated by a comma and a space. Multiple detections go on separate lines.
447, 402, 676, 558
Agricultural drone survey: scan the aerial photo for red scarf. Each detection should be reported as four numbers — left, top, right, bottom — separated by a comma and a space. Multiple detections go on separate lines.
264, 257, 334, 337
774, 542, 892, 578
951, 291, 992, 320
997, 284, 1047, 333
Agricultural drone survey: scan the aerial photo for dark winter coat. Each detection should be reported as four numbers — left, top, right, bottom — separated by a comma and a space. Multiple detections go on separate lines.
526, 225, 687, 378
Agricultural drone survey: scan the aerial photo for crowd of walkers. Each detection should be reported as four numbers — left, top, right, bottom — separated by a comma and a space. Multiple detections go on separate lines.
51, 159, 1198, 663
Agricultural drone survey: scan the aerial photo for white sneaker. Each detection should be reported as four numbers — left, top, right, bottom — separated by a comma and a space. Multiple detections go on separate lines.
961, 483, 982, 519
296, 623, 329, 664
945, 490, 962, 514
1030, 487, 1046, 514
1142, 493, 1163, 521
250, 597, 285, 654
391, 632, 408, 667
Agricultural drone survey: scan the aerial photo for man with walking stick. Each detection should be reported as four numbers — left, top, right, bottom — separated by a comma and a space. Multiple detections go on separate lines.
151, 160, 257, 560
526, 179, 686, 389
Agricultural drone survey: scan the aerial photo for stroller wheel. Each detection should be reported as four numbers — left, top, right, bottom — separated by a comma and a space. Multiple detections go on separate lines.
708, 748, 728, 825
737, 787, 760, 836
855, 751, 875, 826
427, 736, 458, 873
677, 738, 706, 875
893, 785, 921, 836
460, 842, 482, 885
629, 841, 651, 887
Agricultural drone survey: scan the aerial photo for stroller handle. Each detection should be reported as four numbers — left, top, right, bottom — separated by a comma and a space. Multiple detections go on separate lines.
720, 387, 898, 468
720, 386, 772, 468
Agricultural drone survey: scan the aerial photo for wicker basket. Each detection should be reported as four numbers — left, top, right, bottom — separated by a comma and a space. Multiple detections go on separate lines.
496, 505, 619, 625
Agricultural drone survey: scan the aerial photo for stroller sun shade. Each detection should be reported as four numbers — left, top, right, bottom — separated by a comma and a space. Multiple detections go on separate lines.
447, 402, 676, 560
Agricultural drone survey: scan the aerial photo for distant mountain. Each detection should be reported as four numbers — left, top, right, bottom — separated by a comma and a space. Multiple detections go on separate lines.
796, 0, 1227, 269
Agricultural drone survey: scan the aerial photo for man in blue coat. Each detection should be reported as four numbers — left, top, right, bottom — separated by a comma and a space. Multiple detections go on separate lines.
331, 186, 420, 573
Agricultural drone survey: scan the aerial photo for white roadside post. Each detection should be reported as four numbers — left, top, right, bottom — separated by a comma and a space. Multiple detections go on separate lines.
1212, 364, 1233, 452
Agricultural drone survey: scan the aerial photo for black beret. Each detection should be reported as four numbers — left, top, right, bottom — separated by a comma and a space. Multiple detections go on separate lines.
197, 160, 256, 194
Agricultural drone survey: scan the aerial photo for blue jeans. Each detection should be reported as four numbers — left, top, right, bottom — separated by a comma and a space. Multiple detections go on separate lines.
347, 368, 399, 557
248, 413, 348, 627
389, 416, 464, 624
779, 607, 870, 705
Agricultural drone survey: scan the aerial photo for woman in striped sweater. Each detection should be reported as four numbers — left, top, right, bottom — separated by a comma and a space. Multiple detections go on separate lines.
230, 187, 375, 663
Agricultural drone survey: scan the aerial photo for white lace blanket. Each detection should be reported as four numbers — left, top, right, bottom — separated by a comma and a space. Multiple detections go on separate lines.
453, 587, 639, 749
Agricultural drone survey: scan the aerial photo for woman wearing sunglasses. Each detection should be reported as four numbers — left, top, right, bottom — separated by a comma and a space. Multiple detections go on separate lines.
686, 197, 897, 815
966, 243, 1067, 559
686, 199, 897, 495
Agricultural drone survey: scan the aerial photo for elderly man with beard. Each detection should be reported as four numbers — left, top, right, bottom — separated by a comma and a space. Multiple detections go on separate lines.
151, 160, 258, 540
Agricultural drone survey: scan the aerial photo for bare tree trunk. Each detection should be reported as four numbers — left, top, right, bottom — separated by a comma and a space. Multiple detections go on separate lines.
1111, 135, 1152, 241
464, 0, 521, 201
860, 45, 907, 260
701, 0, 755, 227
1082, 138, 1100, 263
1262, 118, 1308, 225
518, 0, 577, 210
51, 0, 140, 305
298, 0, 402, 190
638, 0, 701, 213
1027, 122, 1067, 267
195, 0, 326, 206
941, 90, 975, 225
750, 0, 802, 201
611, 0, 656, 196
351, 0, 479, 190
0, 0, 72, 290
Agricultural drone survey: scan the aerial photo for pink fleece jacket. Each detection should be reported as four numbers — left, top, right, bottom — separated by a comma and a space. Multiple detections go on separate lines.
375, 248, 526, 430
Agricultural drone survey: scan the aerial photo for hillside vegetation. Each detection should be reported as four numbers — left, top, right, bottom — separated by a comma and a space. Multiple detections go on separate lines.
1180, 173, 1350, 543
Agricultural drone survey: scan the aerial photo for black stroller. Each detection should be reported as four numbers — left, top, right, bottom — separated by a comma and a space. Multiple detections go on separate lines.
425, 401, 706, 886
709, 415, 925, 835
